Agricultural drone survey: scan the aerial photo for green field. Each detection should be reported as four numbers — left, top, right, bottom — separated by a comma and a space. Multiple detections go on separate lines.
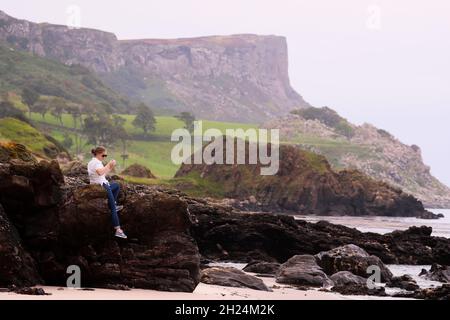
31, 112, 257, 178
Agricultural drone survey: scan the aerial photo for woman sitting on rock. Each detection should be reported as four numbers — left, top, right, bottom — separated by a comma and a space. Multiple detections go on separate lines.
87, 146, 127, 239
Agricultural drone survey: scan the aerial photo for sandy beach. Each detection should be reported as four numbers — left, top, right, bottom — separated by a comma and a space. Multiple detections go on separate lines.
0, 276, 411, 300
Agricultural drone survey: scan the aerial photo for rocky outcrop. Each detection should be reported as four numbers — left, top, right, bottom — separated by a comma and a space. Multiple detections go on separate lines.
121, 164, 156, 179
419, 264, 450, 283
177, 140, 436, 218
200, 266, 270, 291
0, 10, 308, 122
263, 112, 450, 208
315, 244, 393, 282
275, 255, 333, 288
387, 275, 420, 291
189, 202, 450, 265
0, 144, 200, 292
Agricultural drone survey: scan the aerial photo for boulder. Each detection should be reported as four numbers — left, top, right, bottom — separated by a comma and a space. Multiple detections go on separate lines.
243, 261, 280, 276
315, 244, 393, 282
387, 275, 420, 291
276, 255, 333, 288
201, 266, 270, 291
329, 271, 367, 286
122, 164, 156, 179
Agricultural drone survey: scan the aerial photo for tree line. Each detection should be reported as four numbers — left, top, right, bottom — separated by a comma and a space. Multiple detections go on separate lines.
1, 87, 196, 167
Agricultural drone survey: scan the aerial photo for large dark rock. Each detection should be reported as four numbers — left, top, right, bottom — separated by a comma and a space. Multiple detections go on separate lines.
189, 203, 450, 266
393, 284, 450, 300
315, 244, 393, 282
329, 271, 367, 287
419, 264, 450, 283
387, 275, 420, 291
0, 203, 41, 287
201, 266, 270, 291
275, 255, 333, 288
243, 261, 281, 276
0, 145, 201, 292
176, 140, 435, 218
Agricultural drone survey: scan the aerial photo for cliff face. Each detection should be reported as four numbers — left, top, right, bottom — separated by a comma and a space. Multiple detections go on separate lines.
263, 113, 450, 208
0, 11, 308, 122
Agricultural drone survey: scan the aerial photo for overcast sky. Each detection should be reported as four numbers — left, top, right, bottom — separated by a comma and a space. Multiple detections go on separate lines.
2, 0, 450, 187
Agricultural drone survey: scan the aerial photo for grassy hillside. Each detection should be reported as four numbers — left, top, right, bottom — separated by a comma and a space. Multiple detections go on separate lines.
31, 112, 257, 178
0, 43, 131, 112
0, 117, 64, 158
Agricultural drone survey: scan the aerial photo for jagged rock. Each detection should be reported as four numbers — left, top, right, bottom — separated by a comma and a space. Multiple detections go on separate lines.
315, 244, 393, 282
419, 264, 450, 283
331, 283, 386, 296
61, 161, 88, 178
177, 140, 435, 218
393, 284, 450, 300
121, 164, 156, 179
329, 271, 367, 286
201, 266, 270, 291
387, 275, 420, 291
243, 261, 280, 276
13, 287, 50, 296
275, 255, 333, 288
190, 202, 450, 265
0, 203, 41, 287
0, 145, 200, 292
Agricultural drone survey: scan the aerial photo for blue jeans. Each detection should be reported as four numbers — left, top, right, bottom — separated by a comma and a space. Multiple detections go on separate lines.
103, 182, 120, 228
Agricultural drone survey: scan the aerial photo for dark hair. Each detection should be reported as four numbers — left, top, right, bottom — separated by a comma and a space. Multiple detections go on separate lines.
91, 146, 106, 156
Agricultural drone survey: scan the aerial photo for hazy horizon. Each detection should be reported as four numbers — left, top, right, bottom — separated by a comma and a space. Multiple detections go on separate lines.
1, 0, 449, 188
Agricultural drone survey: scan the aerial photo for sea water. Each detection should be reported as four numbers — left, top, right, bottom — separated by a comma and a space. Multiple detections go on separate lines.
294, 209, 450, 238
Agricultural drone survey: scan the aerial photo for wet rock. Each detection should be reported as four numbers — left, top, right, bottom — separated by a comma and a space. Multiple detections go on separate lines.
276, 255, 333, 288
419, 264, 450, 283
201, 266, 270, 291
189, 200, 450, 266
387, 275, 420, 291
13, 287, 50, 296
243, 261, 280, 276
315, 244, 393, 282
331, 283, 386, 296
393, 284, 450, 300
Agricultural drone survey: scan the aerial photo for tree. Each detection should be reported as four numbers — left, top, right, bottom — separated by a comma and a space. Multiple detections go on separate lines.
0, 100, 27, 122
61, 133, 73, 150
83, 114, 117, 147
112, 114, 126, 127
49, 97, 67, 125
66, 103, 83, 155
175, 111, 196, 133
33, 99, 49, 119
22, 87, 40, 118
132, 103, 156, 135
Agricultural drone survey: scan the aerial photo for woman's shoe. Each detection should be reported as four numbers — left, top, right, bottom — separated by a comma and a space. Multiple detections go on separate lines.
115, 229, 128, 239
